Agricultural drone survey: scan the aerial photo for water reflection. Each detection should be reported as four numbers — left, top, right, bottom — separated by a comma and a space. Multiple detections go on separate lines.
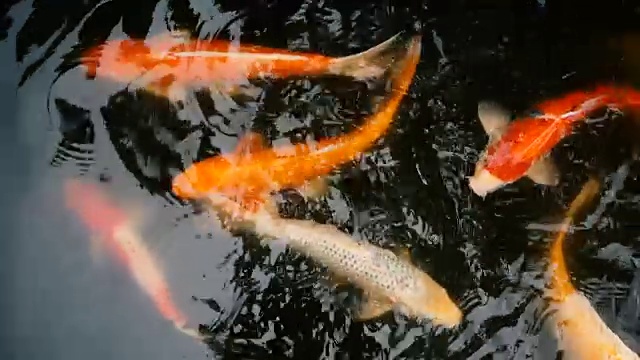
3, 0, 640, 359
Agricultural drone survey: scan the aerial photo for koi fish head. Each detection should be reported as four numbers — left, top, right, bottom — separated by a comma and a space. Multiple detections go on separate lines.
173, 132, 279, 210
467, 101, 514, 197
468, 154, 508, 198
172, 156, 236, 200
402, 273, 463, 328
468, 101, 562, 197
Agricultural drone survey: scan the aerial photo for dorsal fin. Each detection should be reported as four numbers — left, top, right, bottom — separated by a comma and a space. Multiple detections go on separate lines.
234, 131, 266, 157
478, 101, 511, 142
353, 292, 393, 321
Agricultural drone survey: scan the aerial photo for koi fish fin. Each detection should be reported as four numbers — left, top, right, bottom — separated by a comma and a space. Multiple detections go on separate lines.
477, 101, 511, 143
298, 177, 330, 199
145, 75, 188, 103
165, 86, 189, 104
237, 85, 263, 99
234, 132, 266, 158
354, 293, 394, 321
327, 31, 417, 80
209, 82, 263, 99
168, 29, 192, 42
148, 29, 192, 45
207, 192, 279, 233
260, 197, 279, 217
175, 324, 205, 342
393, 246, 413, 262
526, 156, 560, 186
326, 272, 351, 287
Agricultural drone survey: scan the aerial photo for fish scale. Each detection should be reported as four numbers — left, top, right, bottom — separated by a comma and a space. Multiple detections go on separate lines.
258, 217, 423, 300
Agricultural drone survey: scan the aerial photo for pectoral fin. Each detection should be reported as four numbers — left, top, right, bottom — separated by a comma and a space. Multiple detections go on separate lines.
526, 156, 560, 186
168, 29, 192, 41
233, 132, 266, 158
148, 29, 192, 44
212, 83, 263, 99
326, 272, 351, 287
144, 74, 187, 102
261, 197, 279, 217
393, 246, 413, 262
478, 101, 511, 143
298, 177, 330, 199
218, 194, 279, 231
353, 293, 394, 321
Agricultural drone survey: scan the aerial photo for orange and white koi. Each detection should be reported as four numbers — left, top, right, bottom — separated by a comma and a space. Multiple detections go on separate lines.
541, 177, 639, 359
468, 85, 640, 197
171, 34, 422, 211
202, 193, 462, 327
82, 30, 409, 101
63, 179, 202, 341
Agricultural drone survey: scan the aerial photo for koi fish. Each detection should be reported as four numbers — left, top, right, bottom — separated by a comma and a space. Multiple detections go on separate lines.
468, 85, 640, 197
63, 179, 203, 341
541, 177, 639, 359
201, 193, 463, 327
171, 34, 422, 211
82, 30, 410, 102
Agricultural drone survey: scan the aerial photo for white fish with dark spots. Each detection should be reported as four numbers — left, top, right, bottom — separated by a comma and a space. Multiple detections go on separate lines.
203, 194, 463, 327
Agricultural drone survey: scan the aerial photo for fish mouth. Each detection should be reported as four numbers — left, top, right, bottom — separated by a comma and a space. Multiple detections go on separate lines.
434, 308, 464, 328
172, 172, 197, 199
467, 169, 506, 197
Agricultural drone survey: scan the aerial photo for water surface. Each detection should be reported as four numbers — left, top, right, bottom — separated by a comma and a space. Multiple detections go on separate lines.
2, 1, 640, 359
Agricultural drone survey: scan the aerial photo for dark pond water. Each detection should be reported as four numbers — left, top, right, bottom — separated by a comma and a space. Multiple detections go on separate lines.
3, 0, 640, 359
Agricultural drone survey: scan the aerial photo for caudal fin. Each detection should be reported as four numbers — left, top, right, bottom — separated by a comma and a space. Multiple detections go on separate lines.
327, 31, 419, 80
547, 177, 601, 299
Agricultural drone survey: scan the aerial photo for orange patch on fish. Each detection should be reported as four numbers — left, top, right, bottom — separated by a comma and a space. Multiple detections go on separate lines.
171, 34, 422, 211
82, 30, 408, 101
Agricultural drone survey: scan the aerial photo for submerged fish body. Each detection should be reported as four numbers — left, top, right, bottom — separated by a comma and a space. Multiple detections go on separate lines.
469, 85, 640, 197
543, 293, 640, 360
83, 30, 411, 101
262, 219, 462, 327
64, 179, 202, 340
204, 194, 462, 328
171, 34, 422, 210
541, 177, 639, 359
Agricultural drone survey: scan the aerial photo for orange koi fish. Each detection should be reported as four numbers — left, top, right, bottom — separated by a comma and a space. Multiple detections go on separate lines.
64, 179, 202, 341
82, 30, 409, 101
171, 34, 422, 210
541, 177, 639, 359
468, 85, 640, 197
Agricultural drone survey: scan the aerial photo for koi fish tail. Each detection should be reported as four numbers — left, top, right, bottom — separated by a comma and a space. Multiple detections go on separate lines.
175, 323, 206, 342
547, 177, 601, 298
326, 31, 415, 80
